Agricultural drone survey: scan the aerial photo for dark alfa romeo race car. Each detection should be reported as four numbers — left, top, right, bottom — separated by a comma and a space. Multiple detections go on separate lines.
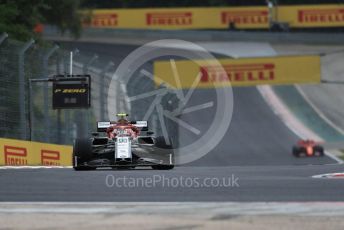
292, 139, 324, 157
72, 114, 174, 170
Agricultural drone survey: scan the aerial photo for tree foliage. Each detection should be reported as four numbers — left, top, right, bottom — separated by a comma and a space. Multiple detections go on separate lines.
0, 0, 83, 41
40, 0, 83, 38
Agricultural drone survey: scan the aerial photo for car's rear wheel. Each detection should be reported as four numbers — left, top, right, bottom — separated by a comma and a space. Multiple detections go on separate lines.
153, 136, 174, 170
73, 138, 96, 171
292, 146, 301, 157
314, 146, 325, 157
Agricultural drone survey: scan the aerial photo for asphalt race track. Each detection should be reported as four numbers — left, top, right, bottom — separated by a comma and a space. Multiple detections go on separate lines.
0, 42, 343, 202
0, 165, 344, 202
182, 87, 335, 166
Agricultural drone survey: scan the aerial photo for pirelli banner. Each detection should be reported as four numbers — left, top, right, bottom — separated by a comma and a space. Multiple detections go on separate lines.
0, 138, 72, 166
82, 4, 344, 30
278, 5, 344, 28
153, 55, 321, 88
82, 7, 270, 30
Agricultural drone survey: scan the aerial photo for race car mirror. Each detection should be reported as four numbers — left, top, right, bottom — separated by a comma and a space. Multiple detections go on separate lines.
52, 75, 91, 109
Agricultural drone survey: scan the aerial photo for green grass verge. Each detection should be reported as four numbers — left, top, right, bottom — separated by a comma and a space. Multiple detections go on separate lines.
340, 150, 344, 161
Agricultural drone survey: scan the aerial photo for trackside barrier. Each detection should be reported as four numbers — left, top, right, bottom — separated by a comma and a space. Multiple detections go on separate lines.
0, 138, 72, 166
153, 55, 321, 88
82, 7, 269, 30
82, 4, 344, 30
278, 5, 344, 28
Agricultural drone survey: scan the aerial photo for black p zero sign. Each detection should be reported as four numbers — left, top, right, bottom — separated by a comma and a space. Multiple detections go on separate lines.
52, 75, 91, 109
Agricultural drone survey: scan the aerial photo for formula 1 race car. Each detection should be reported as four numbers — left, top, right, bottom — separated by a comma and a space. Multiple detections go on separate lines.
72, 114, 174, 170
292, 139, 324, 157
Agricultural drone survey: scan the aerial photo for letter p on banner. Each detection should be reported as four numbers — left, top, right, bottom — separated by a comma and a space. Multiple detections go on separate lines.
0, 138, 73, 166
41, 150, 60, 166
4, 146, 28, 166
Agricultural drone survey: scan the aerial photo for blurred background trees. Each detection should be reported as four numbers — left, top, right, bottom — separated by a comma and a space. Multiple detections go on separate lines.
0, 0, 82, 41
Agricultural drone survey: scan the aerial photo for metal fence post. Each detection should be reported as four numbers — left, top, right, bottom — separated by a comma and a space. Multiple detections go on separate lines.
18, 39, 34, 140
42, 45, 59, 142
0, 33, 8, 44
113, 74, 122, 116
55, 50, 64, 144
63, 49, 78, 143
83, 54, 98, 74
79, 54, 98, 137
62, 52, 71, 143
100, 61, 114, 121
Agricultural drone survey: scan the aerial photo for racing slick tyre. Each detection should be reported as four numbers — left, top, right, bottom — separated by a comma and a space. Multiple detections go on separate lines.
73, 138, 96, 171
314, 146, 325, 157
151, 165, 174, 170
152, 136, 174, 170
292, 146, 301, 157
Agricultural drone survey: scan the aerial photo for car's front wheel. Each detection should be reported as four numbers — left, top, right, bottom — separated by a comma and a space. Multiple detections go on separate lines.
151, 165, 174, 170
73, 138, 96, 171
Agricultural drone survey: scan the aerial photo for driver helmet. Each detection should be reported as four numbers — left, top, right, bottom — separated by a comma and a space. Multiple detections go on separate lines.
116, 113, 129, 125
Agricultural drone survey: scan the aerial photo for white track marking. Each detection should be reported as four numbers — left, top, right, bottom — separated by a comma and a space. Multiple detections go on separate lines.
295, 85, 344, 136
257, 85, 344, 164
312, 172, 344, 179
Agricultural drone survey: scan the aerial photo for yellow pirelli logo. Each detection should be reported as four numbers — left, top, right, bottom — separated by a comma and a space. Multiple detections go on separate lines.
154, 55, 321, 88
277, 4, 344, 28
221, 9, 269, 28
54, 89, 87, 93
298, 8, 344, 24
146, 12, 193, 26
83, 13, 118, 27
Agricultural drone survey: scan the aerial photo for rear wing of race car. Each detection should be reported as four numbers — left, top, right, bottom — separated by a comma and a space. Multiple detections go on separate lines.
97, 121, 148, 132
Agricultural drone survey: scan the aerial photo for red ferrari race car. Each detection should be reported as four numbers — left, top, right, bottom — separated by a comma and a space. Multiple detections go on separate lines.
292, 139, 324, 157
